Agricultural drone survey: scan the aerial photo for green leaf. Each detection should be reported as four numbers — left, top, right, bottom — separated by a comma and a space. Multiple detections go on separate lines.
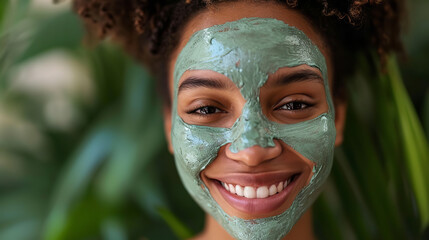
96, 64, 164, 204
313, 194, 345, 240
157, 207, 193, 240
424, 90, 429, 138
43, 117, 119, 240
102, 219, 127, 240
133, 170, 167, 219
82, 43, 127, 106
332, 149, 373, 240
343, 105, 405, 239
0, 219, 40, 240
16, 11, 84, 63
96, 116, 164, 204
0, 0, 8, 26
386, 56, 429, 230
0, 0, 31, 29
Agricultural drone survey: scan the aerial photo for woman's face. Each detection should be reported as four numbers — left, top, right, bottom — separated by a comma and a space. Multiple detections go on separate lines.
164, 2, 346, 239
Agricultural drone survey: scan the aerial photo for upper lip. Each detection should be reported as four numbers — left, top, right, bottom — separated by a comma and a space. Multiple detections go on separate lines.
208, 171, 300, 187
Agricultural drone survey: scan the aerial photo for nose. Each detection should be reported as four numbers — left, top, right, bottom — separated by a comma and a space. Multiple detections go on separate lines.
229, 104, 276, 153
225, 140, 282, 167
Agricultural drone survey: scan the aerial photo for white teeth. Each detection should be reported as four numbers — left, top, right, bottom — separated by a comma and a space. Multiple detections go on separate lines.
269, 184, 277, 196
277, 182, 283, 192
244, 186, 256, 198
236, 185, 244, 196
229, 184, 236, 194
221, 177, 294, 199
256, 186, 269, 198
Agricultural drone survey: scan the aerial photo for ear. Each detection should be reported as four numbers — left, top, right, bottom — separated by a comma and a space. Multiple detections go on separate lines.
334, 100, 347, 147
163, 106, 174, 154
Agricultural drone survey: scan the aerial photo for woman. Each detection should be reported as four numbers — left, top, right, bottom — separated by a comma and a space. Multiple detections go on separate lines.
73, 0, 404, 239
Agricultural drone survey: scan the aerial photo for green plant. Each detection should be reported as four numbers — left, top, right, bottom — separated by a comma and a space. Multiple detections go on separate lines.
0, 1, 427, 240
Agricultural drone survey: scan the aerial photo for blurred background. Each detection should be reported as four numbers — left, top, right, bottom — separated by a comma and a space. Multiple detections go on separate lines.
0, 0, 428, 239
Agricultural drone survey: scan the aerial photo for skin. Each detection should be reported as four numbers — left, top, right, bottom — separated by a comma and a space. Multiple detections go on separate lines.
163, 1, 347, 239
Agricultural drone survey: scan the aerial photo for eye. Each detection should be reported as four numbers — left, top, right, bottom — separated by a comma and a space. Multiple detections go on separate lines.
276, 101, 311, 111
188, 106, 225, 115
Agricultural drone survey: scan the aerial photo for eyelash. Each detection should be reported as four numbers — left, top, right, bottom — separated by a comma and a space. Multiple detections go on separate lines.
275, 100, 314, 111
187, 105, 226, 116
186, 100, 312, 116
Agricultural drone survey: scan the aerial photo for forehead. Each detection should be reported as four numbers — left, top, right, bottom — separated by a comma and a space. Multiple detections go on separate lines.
174, 18, 328, 98
168, 1, 331, 83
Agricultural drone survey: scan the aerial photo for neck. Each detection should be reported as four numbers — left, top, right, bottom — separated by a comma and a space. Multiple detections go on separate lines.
191, 209, 316, 240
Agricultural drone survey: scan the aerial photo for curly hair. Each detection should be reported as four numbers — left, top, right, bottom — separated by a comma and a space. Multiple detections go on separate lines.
72, 0, 405, 104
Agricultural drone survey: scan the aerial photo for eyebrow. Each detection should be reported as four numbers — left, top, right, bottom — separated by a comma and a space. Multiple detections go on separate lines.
269, 69, 324, 87
178, 70, 323, 93
178, 77, 229, 93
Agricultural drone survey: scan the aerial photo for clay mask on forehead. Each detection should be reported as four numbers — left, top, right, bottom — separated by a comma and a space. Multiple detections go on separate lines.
172, 18, 336, 240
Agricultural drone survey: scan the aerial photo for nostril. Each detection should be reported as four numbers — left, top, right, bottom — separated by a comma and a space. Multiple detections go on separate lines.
225, 140, 282, 166
229, 133, 275, 153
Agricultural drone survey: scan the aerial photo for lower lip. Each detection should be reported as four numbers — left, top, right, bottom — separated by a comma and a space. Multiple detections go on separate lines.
214, 177, 298, 215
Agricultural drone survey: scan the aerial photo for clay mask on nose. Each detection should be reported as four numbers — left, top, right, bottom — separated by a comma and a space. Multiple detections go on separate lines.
171, 18, 336, 240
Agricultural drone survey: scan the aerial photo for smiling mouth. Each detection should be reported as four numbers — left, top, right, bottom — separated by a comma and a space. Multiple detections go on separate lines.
219, 174, 299, 199
208, 172, 303, 216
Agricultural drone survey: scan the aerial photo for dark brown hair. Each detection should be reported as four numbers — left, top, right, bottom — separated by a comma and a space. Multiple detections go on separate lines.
72, 0, 405, 104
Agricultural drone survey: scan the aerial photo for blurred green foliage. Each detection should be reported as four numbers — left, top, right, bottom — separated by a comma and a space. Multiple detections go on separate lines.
0, 0, 428, 240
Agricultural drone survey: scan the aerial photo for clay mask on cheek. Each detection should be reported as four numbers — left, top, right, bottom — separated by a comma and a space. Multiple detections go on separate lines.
171, 18, 336, 240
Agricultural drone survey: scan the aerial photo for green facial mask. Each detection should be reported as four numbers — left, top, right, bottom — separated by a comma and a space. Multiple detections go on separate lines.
172, 18, 336, 240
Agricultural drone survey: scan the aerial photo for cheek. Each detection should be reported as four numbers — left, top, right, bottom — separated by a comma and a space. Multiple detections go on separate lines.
171, 117, 229, 177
